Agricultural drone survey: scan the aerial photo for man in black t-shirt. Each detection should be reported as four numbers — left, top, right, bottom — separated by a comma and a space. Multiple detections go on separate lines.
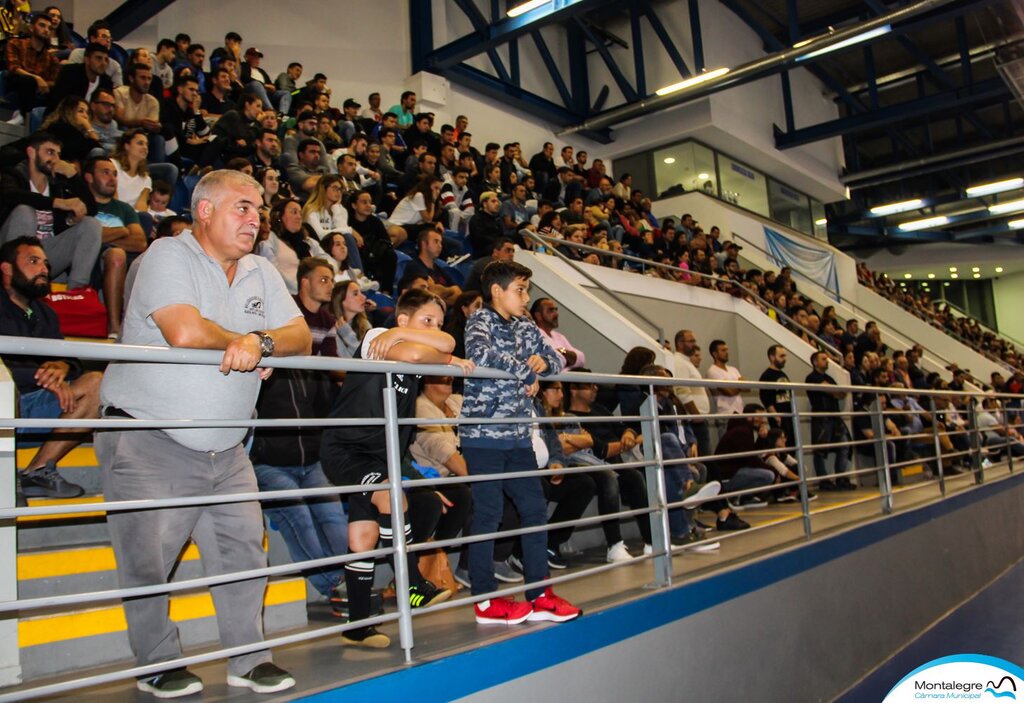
805, 351, 854, 490
758, 345, 794, 445
319, 289, 474, 648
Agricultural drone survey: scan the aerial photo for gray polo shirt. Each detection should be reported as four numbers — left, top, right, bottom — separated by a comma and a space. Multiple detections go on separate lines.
101, 230, 301, 452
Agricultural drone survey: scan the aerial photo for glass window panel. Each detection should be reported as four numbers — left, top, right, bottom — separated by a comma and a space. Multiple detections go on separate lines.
719, 156, 769, 217
810, 200, 827, 240
769, 179, 811, 234
652, 141, 717, 199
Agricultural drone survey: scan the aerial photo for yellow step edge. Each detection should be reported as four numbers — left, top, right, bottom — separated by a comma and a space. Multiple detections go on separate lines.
19, 533, 270, 580
18, 543, 201, 580
18, 495, 106, 523
19, 578, 306, 648
16, 446, 98, 470
902, 464, 924, 476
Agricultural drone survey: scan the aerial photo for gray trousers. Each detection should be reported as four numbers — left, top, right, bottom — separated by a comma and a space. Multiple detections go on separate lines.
96, 429, 273, 677
0, 205, 102, 289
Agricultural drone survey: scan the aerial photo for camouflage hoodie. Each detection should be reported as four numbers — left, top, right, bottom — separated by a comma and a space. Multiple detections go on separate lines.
459, 306, 563, 448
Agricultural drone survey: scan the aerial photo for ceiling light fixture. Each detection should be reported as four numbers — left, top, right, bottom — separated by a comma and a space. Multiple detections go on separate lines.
663, 157, 676, 164
796, 25, 892, 61
697, 172, 709, 180
898, 215, 949, 231
951, 273, 959, 279
965, 177, 1023, 197
949, 267, 958, 272
972, 267, 980, 272
973, 273, 981, 279
927, 273, 935, 279
988, 198, 1024, 215
870, 198, 923, 216
903, 273, 912, 279
1008, 218, 1024, 229
507, 0, 550, 18
656, 67, 731, 96
996, 267, 1004, 273
815, 218, 827, 226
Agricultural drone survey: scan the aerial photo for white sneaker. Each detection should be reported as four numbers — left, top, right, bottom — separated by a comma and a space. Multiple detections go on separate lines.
982, 458, 994, 469
6, 112, 24, 125
681, 480, 722, 509
642, 543, 653, 556
606, 541, 632, 563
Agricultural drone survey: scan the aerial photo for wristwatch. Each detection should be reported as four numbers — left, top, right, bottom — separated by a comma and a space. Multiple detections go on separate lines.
251, 331, 274, 358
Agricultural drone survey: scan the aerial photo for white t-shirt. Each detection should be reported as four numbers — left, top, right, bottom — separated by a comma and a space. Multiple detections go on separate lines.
305, 203, 351, 237
976, 410, 1001, 443
673, 351, 710, 414
113, 160, 152, 210
389, 192, 427, 226
706, 363, 744, 415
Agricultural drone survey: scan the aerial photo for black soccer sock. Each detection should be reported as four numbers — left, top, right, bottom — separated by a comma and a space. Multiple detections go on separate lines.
380, 513, 424, 588
343, 560, 375, 625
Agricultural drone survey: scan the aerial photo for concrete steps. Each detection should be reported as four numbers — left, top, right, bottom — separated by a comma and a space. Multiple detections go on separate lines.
14, 444, 310, 681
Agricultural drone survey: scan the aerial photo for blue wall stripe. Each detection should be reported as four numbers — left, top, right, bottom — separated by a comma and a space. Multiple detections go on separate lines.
297, 473, 1024, 702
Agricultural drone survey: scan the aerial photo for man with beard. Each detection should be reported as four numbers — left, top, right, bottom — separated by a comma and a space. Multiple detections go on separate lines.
251, 129, 282, 171
0, 132, 101, 291
83, 156, 147, 338
0, 236, 102, 499
281, 110, 335, 175
759, 345, 794, 444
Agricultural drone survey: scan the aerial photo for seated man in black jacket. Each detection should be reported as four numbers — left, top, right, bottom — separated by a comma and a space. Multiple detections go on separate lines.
467, 191, 503, 257
0, 132, 101, 291
0, 236, 102, 500
47, 42, 114, 114
707, 404, 778, 531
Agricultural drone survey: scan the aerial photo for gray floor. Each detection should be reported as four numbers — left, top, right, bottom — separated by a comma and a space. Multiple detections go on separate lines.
13, 464, 1007, 703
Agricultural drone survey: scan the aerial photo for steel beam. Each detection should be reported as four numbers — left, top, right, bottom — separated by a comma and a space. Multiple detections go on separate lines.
639, 0, 692, 78
452, 0, 513, 84
530, 30, 574, 109
424, 0, 619, 70
572, 17, 639, 102
776, 78, 1008, 149
105, 0, 178, 40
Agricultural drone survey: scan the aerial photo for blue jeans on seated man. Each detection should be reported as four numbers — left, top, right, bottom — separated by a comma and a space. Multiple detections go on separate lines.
985, 434, 1024, 458
660, 432, 695, 538
253, 461, 349, 598
725, 467, 776, 498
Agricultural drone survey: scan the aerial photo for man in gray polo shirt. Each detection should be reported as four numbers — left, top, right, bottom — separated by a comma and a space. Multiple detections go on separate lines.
97, 170, 311, 698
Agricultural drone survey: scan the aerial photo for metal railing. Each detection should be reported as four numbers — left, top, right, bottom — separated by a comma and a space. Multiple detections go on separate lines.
0, 336, 1020, 701
523, 231, 842, 357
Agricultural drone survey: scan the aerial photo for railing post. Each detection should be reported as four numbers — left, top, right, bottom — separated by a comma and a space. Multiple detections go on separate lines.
640, 389, 672, 588
382, 378, 414, 663
1002, 400, 1014, 474
790, 401, 813, 539
869, 396, 894, 515
967, 401, 984, 485
927, 396, 946, 497
0, 367, 21, 686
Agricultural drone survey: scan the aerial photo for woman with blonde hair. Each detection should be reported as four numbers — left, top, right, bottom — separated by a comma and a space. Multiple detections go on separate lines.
302, 175, 364, 271
39, 96, 102, 164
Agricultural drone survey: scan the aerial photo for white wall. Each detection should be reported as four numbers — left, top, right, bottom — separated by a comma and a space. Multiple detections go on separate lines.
993, 272, 1024, 344
93, 0, 844, 203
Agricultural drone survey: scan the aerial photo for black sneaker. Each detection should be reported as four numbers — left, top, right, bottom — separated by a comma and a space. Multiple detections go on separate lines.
329, 587, 384, 619
693, 519, 714, 533
409, 579, 451, 609
546, 548, 568, 570
20, 461, 84, 499
136, 668, 203, 698
836, 479, 857, 491
819, 479, 838, 491
716, 513, 751, 531
341, 625, 391, 648
226, 663, 295, 694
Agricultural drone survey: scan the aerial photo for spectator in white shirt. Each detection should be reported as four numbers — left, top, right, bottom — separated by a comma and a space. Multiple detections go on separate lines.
706, 339, 745, 416
673, 328, 713, 457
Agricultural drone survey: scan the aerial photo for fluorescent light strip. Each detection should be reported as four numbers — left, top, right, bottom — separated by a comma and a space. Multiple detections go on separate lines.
796, 25, 891, 61
898, 215, 948, 231
655, 67, 730, 96
507, 0, 549, 17
870, 198, 923, 216
1008, 219, 1024, 229
988, 198, 1024, 215
966, 177, 1023, 197
814, 218, 827, 226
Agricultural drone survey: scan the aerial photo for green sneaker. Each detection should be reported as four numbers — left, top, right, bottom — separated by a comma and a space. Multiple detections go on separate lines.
136, 668, 203, 699
226, 663, 296, 694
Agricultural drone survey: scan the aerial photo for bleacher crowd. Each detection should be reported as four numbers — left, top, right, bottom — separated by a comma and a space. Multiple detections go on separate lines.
1, 12, 1022, 698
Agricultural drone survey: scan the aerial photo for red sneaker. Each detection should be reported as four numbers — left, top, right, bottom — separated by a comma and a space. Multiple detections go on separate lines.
474, 596, 533, 625
528, 588, 582, 622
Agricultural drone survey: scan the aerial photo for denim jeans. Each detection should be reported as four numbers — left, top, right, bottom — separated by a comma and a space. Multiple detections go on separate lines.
246, 80, 292, 114
253, 461, 349, 598
464, 445, 549, 600
660, 432, 693, 538
811, 417, 849, 478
